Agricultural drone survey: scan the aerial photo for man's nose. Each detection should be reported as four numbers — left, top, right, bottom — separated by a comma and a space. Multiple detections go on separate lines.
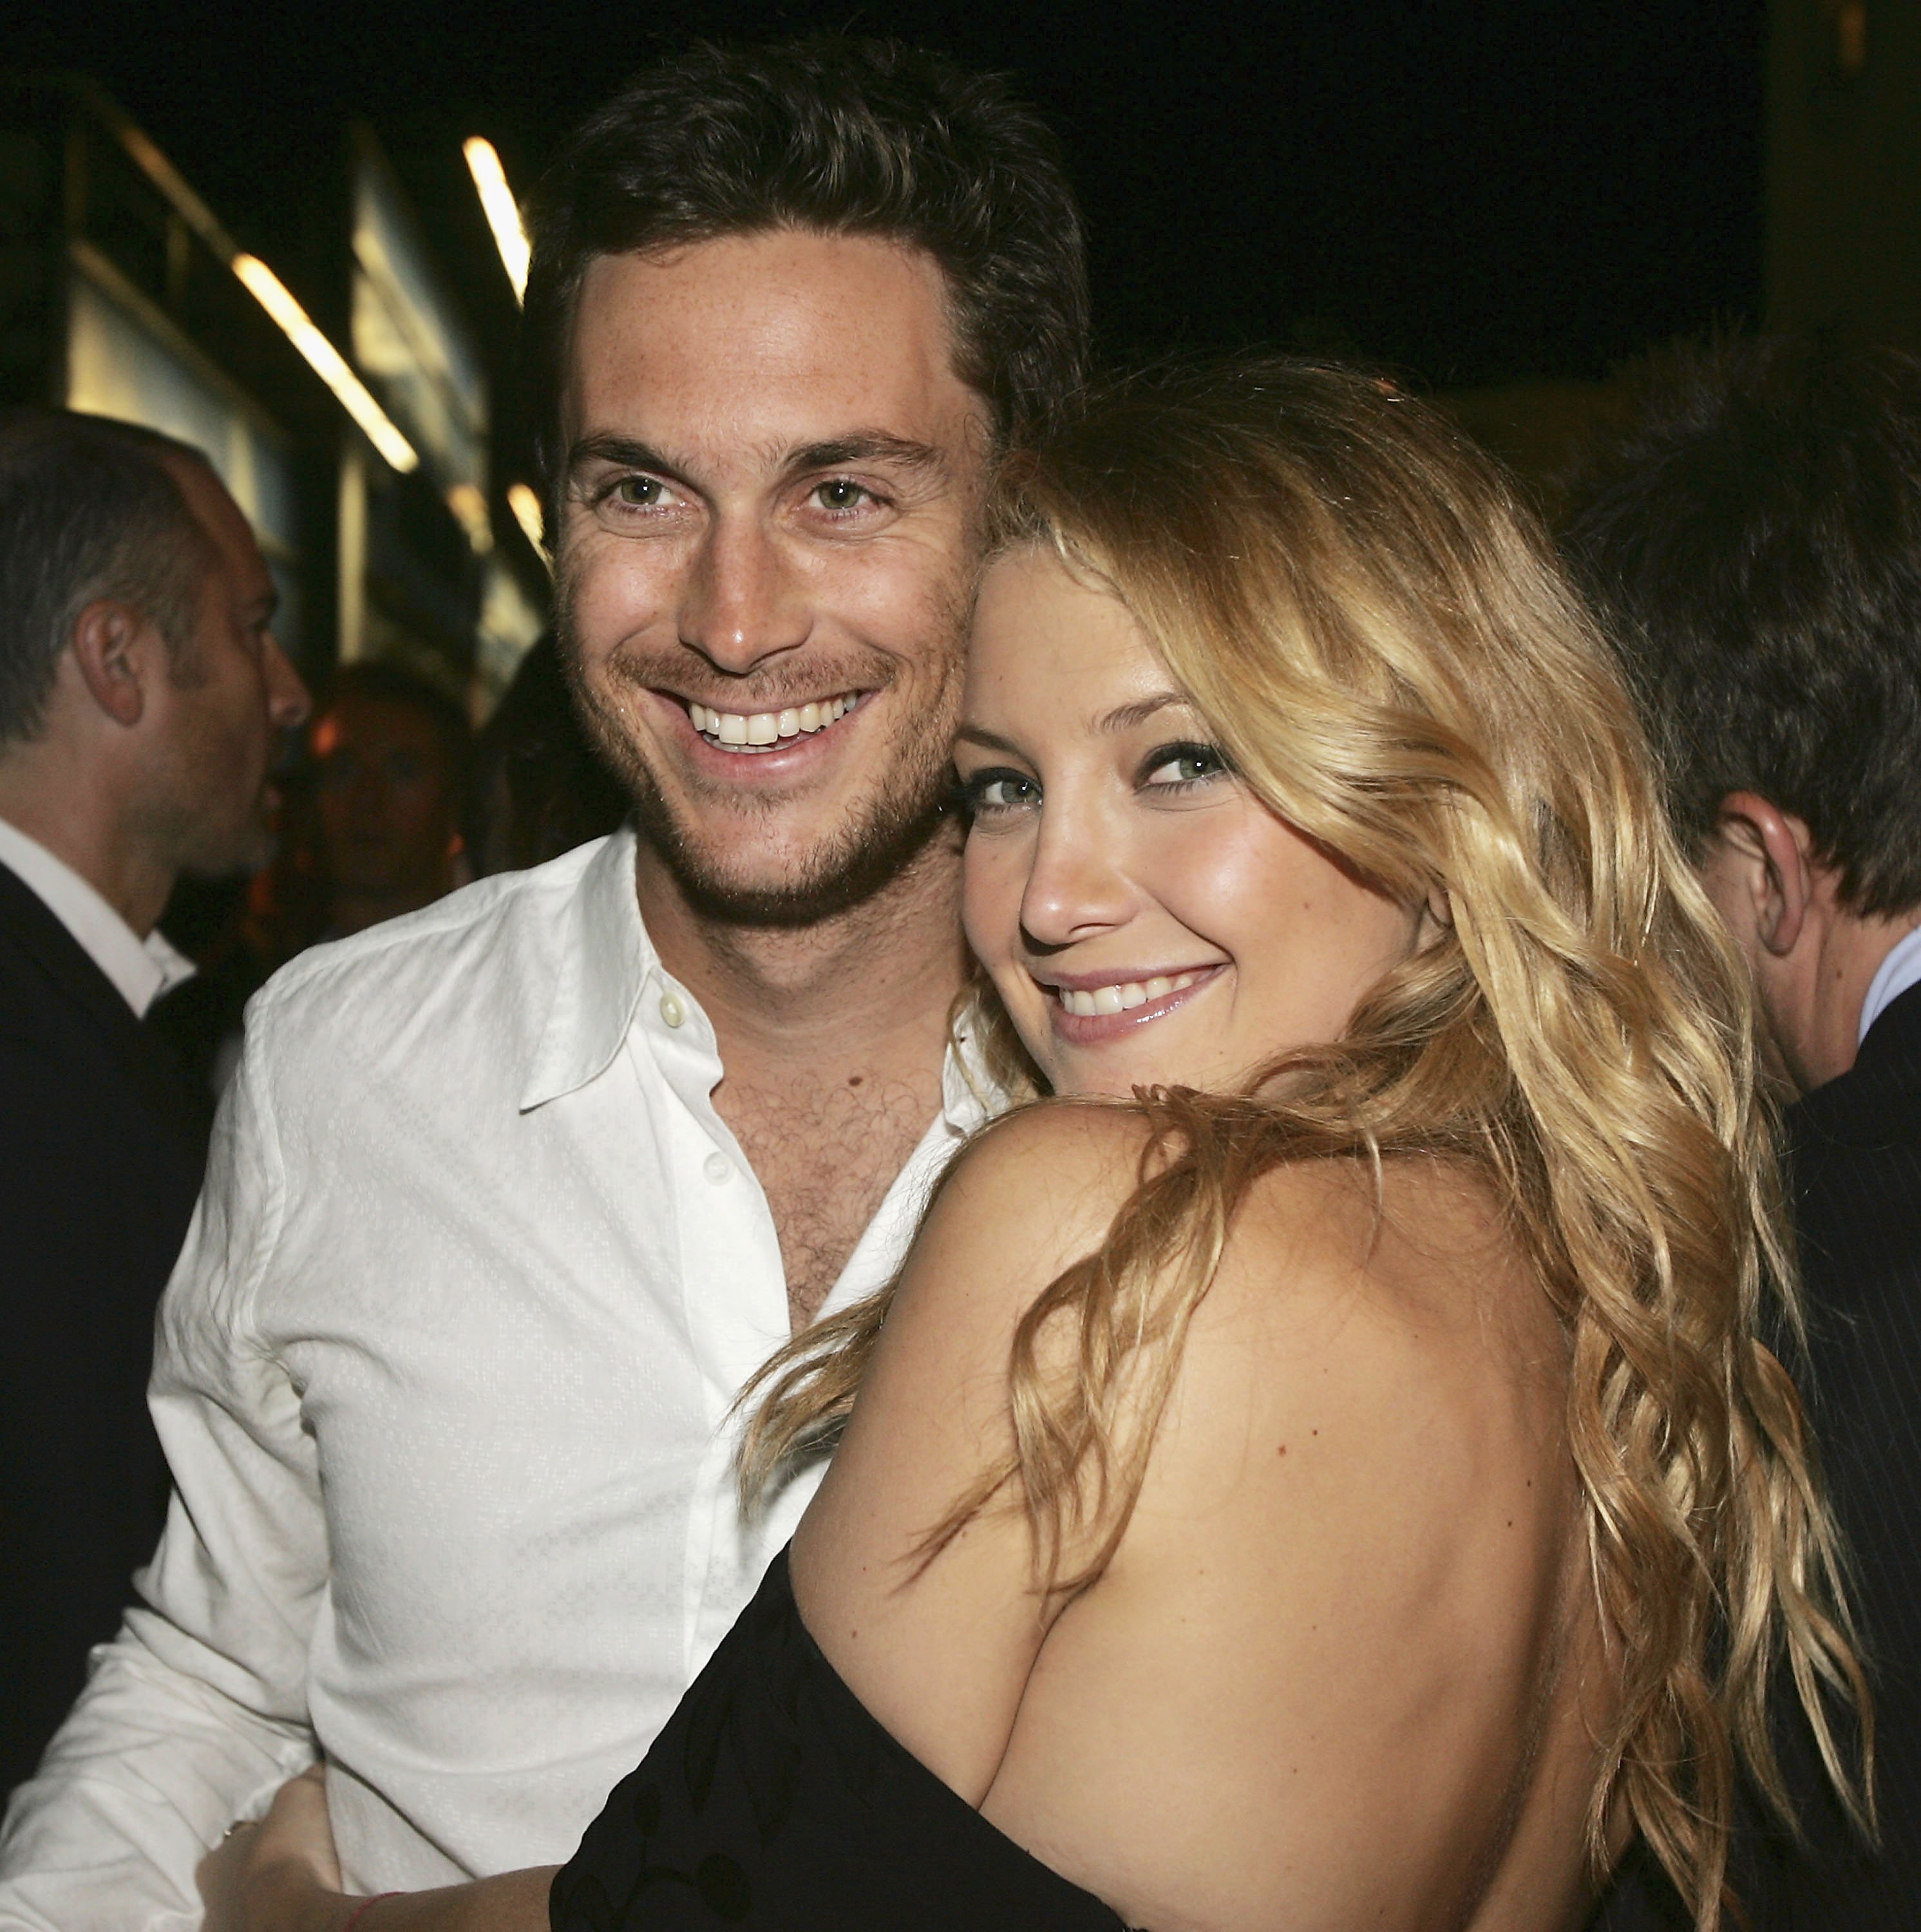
677, 516, 809, 672
1018, 804, 1136, 951
265, 636, 311, 730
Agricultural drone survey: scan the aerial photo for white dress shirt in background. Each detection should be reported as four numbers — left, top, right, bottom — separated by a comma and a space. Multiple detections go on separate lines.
1859, 919, 1921, 1045
0, 815, 194, 1016
0, 826, 990, 1931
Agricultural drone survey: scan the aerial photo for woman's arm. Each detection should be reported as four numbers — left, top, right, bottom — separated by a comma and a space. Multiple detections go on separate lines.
198, 1770, 555, 1932
791, 1103, 1148, 1803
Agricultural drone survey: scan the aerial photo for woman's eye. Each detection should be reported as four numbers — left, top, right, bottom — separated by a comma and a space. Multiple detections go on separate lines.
959, 768, 1041, 813
1142, 742, 1230, 790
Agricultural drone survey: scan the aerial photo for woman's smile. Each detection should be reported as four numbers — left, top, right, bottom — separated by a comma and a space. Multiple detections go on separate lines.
1032, 963, 1223, 1041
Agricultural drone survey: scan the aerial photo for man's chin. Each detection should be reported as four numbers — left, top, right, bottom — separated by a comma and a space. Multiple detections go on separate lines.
636, 793, 951, 930
178, 813, 276, 884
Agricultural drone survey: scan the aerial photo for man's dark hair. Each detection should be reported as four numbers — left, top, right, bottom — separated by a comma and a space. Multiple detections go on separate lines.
0, 410, 215, 746
522, 36, 1090, 497
1562, 334, 1921, 917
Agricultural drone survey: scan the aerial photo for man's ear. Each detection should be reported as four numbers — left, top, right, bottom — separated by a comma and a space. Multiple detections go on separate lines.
68, 599, 155, 729
1712, 791, 1818, 957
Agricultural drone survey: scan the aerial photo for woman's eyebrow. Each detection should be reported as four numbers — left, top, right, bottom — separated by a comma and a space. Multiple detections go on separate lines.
1097, 692, 1188, 733
954, 724, 1024, 755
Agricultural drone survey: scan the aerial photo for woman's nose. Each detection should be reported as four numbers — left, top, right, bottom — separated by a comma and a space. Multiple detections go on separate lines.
1018, 804, 1136, 950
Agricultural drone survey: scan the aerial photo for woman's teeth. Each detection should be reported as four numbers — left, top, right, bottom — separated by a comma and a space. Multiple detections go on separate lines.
689, 695, 856, 750
1058, 970, 1206, 1018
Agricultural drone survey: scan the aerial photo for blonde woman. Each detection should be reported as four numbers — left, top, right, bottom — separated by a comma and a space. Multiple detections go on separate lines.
205, 362, 1866, 1932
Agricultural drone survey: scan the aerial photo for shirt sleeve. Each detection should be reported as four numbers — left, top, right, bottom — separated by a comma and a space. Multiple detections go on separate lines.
0, 993, 326, 1931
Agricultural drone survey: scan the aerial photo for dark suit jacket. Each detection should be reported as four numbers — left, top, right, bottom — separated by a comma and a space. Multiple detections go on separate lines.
0, 857, 207, 1795
1592, 980, 1921, 1927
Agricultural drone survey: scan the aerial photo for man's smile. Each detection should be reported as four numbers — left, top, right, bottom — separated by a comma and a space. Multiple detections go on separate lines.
686, 691, 868, 753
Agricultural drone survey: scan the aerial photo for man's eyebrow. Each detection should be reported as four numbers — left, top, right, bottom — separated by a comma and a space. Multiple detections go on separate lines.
563, 431, 948, 487
783, 434, 948, 479
565, 434, 685, 480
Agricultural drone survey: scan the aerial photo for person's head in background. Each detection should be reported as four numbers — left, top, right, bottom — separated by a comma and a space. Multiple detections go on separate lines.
1562, 334, 1921, 1096
311, 661, 471, 936
468, 635, 628, 878
0, 410, 310, 937
522, 35, 1087, 933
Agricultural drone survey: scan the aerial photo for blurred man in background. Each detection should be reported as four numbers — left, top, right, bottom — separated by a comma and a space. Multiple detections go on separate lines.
1565, 334, 1921, 1931
310, 662, 471, 936
0, 409, 308, 1793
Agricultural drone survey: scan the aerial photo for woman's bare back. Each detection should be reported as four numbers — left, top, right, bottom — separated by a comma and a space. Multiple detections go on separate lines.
796, 1110, 1616, 1932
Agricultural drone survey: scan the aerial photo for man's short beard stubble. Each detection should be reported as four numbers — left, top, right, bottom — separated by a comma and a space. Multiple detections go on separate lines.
556, 591, 965, 931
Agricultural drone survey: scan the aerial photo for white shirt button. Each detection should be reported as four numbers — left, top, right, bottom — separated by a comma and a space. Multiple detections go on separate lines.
659, 991, 685, 1028
703, 1151, 732, 1185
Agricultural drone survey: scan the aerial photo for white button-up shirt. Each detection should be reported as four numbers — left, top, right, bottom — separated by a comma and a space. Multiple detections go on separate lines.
0, 828, 989, 1931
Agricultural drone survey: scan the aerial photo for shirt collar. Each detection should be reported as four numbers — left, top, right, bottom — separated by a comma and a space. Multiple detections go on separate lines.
938, 998, 1008, 1133
0, 814, 196, 1018
1859, 920, 1921, 1048
518, 824, 1006, 1130
520, 824, 656, 1111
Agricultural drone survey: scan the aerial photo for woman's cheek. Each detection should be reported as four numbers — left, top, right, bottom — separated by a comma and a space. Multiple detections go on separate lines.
961, 834, 1025, 973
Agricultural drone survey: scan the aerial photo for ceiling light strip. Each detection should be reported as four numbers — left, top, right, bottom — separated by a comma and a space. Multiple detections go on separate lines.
231, 254, 419, 474
463, 138, 531, 305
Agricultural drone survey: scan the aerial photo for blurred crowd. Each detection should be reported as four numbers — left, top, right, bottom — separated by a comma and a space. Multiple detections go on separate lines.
152, 641, 626, 1101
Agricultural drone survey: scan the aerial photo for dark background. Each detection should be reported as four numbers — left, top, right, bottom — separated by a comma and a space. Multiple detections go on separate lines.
1, 0, 1766, 395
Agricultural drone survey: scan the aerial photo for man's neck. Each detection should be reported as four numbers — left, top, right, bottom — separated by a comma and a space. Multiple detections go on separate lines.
0, 754, 170, 937
634, 828, 969, 1075
1776, 901, 1921, 1094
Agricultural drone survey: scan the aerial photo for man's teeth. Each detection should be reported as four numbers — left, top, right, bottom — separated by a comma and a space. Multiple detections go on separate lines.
1059, 971, 1206, 1018
688, 696, 856, 748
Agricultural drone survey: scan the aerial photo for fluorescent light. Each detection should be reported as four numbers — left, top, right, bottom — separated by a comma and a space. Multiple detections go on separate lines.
463, 138, 530, 304
447, 482, 493, 553
507, 482, 547, 556
231, 254, 419, 475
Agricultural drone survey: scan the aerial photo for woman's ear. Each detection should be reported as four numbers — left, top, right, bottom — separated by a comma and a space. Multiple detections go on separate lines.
1417, 885, 1454, 946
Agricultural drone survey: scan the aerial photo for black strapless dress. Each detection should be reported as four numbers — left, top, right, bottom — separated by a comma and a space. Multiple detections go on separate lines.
549, 1545, 1130, 1930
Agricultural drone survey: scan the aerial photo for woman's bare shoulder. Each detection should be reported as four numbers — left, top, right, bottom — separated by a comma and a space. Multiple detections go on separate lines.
907, 1099, 1157, 1311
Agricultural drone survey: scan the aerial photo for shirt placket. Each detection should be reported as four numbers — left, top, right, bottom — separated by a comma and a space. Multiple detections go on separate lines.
634, 972, 793, 1680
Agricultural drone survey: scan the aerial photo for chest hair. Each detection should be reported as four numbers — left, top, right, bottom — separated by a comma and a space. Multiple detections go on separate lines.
722, 1066, 943, 1334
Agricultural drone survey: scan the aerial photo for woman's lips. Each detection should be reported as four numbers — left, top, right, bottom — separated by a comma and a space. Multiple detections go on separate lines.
1041, 964, 1224, 1045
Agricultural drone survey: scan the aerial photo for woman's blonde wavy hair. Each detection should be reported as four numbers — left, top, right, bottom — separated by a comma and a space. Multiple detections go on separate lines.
739, 357, 1869, 1927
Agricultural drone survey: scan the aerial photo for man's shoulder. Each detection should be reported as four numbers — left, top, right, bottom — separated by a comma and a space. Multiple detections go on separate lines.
245, 838, 616, 1082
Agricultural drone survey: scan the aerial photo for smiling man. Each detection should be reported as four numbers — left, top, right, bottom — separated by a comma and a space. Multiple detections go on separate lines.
0, 39, 1086, 1929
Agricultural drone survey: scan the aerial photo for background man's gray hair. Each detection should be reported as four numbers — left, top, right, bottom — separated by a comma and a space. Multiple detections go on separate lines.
0, 410, 218, 746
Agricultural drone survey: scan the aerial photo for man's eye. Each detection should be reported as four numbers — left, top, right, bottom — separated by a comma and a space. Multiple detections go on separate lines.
810, 478, 875, 512
611, 477, 669, 508
1142, 743, 1231, 790
960, 768, 1040, 812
